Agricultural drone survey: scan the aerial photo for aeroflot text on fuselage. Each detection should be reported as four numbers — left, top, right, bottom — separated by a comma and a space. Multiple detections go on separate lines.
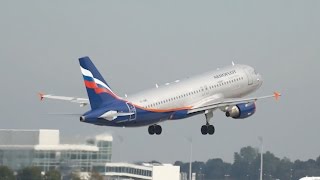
213, 70, 237, 79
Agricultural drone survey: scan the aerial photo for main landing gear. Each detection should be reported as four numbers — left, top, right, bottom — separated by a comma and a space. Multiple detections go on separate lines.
201, 124, 215, 135
201, 110, 215, 135
148, 125, 162, 135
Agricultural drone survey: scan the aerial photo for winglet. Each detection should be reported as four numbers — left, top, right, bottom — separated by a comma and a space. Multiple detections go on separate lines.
39, 92, 44, 101
274, 92, 281, 101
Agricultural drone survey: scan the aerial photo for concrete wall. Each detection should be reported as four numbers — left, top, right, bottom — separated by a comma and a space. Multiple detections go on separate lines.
39, 129, 59, 145
0, 129, 39, 145
152, 165, 180, 180
0, 129, 60, 146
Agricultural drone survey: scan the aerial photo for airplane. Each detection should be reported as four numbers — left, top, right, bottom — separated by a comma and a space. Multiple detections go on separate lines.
40, 56, 281, 135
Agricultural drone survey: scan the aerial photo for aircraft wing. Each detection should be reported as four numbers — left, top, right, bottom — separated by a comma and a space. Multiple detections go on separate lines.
39, 93, 89, 107
188, 92, 281, 114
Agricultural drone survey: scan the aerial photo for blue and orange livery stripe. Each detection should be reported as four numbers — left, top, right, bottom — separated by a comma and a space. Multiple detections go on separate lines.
131, 103, 192, 113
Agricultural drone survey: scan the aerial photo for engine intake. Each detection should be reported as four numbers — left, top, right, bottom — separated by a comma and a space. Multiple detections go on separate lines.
225, 102, 256, 119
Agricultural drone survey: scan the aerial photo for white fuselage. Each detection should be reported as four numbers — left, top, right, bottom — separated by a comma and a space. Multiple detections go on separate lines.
126, 64, 262, 110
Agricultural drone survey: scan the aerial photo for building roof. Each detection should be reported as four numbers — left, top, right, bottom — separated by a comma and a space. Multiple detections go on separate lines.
35, 144, 99, 151
0, 129, 112, 152
103, 162, 153, 170
95, 134, 113, 141
300, 177, 320, 180
0, 144, 99, 151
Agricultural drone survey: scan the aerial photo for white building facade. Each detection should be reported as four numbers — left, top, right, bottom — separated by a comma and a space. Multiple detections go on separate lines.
0, 129, 112, 172
92, 162, 180, 180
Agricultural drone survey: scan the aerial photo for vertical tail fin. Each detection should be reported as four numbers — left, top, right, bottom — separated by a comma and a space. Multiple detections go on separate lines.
79, 56, 119, 110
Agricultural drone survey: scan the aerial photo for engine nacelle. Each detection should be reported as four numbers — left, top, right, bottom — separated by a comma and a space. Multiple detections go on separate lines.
225, 102, 256, 119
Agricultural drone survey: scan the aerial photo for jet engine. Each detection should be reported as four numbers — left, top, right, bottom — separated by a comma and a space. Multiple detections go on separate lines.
225, 102, 256, 119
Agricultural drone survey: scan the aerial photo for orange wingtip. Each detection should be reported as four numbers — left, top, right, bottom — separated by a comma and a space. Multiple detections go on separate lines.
274, 92, 281, 100
38, 92, 44, 101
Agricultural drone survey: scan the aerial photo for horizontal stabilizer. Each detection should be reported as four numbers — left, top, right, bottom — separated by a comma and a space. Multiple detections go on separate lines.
39, 93, 89, 107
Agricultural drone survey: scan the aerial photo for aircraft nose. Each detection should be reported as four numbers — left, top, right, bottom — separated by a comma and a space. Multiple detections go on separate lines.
257, 74, 263, 86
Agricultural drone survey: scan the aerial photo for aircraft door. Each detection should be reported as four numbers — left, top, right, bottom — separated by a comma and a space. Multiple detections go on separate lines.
126, 102, 137, 121
244, 68, 253, 85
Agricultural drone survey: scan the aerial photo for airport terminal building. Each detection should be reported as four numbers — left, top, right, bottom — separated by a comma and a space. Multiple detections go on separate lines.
0, 129, 112, 172
0, 129, 181, 180
93, 162, 180, 180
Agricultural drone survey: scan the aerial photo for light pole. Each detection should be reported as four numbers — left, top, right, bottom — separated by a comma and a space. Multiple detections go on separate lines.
258, 136, 263, 180
187, 137, 193, 180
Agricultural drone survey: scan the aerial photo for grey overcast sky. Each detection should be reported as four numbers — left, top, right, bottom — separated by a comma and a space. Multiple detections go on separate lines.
0, 0, 319, 163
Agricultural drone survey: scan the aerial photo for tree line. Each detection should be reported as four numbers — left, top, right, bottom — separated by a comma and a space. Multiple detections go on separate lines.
175, 146, 320, 180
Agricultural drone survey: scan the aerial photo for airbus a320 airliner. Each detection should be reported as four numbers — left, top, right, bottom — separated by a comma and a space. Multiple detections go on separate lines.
40, 57, 280, 135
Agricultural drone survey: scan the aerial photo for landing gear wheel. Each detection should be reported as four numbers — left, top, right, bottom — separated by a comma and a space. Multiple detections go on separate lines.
155, 125, 162, 135
148, 125, 155, 135
207, 125, 215, 135
201, 125, 208, 135
148, 125, 162, 135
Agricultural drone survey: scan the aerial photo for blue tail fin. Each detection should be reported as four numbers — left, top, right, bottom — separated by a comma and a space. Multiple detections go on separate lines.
79, 56, 119, 110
